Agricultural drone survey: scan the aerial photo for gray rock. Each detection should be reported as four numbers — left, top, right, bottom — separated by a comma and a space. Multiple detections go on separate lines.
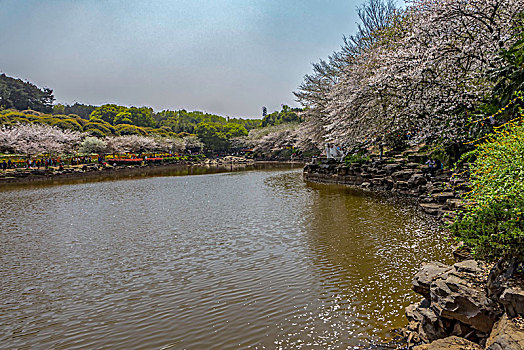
413, 263, 452, 299
392, 169, 414, 181
454, 260, 482, 274
413, 336, 483, 350
406, 162, 422, 169
384, 163, 402, 174
446, 198, 466, 210
433, 191, 456, 203
430, 272, 502, 333
451, 321, 473, 337
409, 174, 428, 187
500, 287, 524, 318
407, 299, 450, 343
420, 203, 442, 215
486, 314, 524, 350
452, 245, 473, 263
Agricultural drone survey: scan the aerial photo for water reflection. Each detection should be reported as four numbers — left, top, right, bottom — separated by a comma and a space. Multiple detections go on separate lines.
264, 178, 452, 348
0, 162, 303, 192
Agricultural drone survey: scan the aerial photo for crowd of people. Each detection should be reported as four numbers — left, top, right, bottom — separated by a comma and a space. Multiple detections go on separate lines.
0, 156, 98, 171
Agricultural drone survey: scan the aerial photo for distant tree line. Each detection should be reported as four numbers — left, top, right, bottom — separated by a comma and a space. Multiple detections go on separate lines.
0, 74, 54, 113
0, 73, 306, 154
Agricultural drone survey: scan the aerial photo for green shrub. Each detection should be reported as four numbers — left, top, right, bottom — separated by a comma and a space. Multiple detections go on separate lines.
344, 151, 370, 165
452, 197, 524, 262
51, 119, 83, 131
12, 117, 30, 124
87, 128, 106, 138
114, 124, 147, 136
84, 122, 115, 135
452, 119, 524, 262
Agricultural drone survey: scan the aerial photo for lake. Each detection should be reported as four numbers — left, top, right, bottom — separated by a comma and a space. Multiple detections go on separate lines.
0, 165, 451, 349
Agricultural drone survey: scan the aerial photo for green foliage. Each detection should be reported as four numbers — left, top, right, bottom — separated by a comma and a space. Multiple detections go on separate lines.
83, 122, 115, 136
156, 109, 260, 134
195, 122, 230, 151
89, 104, 155, 127
260, 105, 302, 127
149, 128, 172, 137
224, 123, 248, 138
344, 151, 370, 165
127, 107, 155, 127
228, 117, 260, 130
0, 74, 54, 113
452, 197, 524, 262
53, 104, 65, 115
452, 120, 524, 262
194, 122, 248, 151
86, 128, 106, 138
114, 112, 133, 125
60, 103, 97, 119
89, 104, 127, 124
114, 124, 147, 136
50, 118, 83, 131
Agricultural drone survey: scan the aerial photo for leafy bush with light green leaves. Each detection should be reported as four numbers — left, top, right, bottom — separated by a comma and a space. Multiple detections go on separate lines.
452, 119, 524, 263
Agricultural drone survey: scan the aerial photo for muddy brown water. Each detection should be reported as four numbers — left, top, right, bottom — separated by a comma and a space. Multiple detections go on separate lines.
0, 165, 451, 349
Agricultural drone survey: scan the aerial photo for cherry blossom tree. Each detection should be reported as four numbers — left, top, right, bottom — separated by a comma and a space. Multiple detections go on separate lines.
0, 123, 83, 155
155, 137, 185, 153
78, 136, 108, 154
105, 135, 158, 154
183, 135, 204, 152
295, 0, 524, 150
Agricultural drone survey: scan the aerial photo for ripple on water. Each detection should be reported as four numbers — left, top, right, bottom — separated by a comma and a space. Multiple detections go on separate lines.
0, 168, 451, 349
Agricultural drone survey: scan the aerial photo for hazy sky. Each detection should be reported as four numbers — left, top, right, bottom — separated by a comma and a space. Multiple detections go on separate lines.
1, 0, 370, 118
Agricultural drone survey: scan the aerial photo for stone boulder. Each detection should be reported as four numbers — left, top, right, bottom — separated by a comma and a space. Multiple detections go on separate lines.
384, 163, 402, 175
420, 203, 442, 215
413, 262, 452, 299
500, 287, 524, 318
486, 314, 524, 350
392, 169, 414, 181
408, 174, 428, 187
430, 261, 502, 333
413, 336, 483, 350
406, 299, 450, 343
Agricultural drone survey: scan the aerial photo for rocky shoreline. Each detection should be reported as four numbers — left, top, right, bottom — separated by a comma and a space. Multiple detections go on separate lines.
406, 259, 523, 349
303, 155, 468, 224
303, 156, 524, 349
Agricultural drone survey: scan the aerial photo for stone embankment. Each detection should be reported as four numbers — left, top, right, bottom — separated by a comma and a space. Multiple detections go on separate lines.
303, 156, 469, 224
0, 157, 256, 184
303, 156, 524, 349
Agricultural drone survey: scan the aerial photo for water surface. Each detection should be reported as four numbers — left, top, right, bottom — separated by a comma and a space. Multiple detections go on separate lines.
0, 167, 451, 349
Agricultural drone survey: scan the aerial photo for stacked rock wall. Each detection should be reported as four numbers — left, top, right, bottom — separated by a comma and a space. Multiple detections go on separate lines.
303, 157, 468, 224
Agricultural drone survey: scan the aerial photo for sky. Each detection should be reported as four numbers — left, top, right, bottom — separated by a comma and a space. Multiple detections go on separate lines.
0, 0, 370, 118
